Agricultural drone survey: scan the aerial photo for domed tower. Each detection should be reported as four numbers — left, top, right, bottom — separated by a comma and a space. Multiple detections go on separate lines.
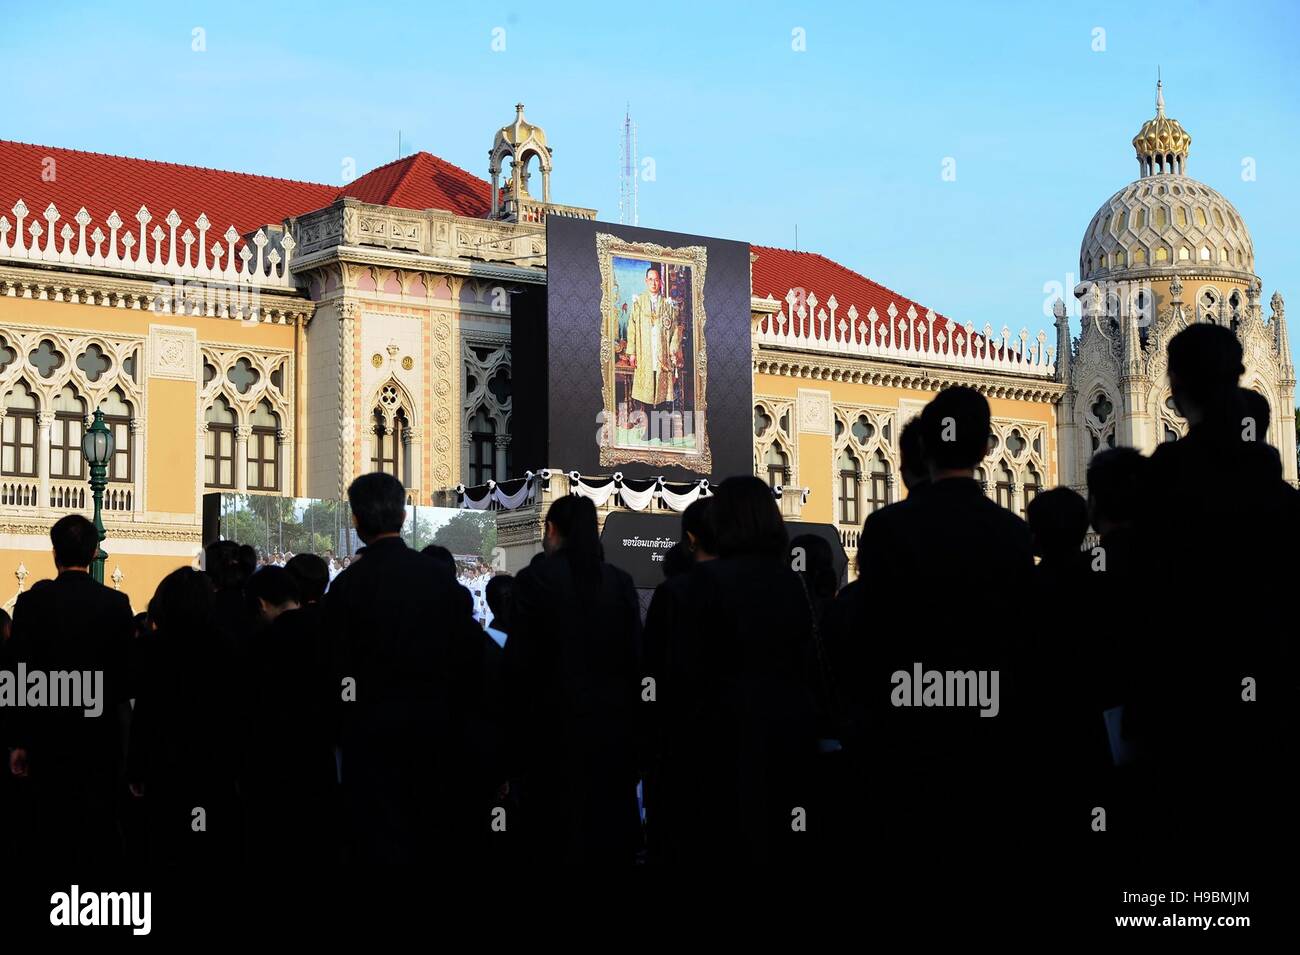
489, 103, 554, 220
1060, 81, 1296, 487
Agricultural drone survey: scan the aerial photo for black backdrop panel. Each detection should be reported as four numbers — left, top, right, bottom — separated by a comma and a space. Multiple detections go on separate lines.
542, 217, 752, 482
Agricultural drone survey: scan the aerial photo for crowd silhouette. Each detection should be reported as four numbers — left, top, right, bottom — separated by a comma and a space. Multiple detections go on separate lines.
0, 323, 1294, 870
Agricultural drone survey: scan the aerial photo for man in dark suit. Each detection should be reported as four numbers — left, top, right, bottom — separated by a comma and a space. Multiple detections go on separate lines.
7, 514, 133, 865
324, 473, 485, 864
1127, 324, 1297, 858
853, 386, 1035, 845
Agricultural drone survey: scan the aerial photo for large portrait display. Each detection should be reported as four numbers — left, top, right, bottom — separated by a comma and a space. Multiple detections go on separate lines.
533, 218, 752, 483
598, 234, 710, 471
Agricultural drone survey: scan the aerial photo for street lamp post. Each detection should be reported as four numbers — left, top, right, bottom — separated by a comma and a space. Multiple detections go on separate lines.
80, 409, 115, 584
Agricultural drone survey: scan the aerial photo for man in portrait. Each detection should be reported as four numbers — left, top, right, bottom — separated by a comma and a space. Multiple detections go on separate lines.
625, 265, 683, 442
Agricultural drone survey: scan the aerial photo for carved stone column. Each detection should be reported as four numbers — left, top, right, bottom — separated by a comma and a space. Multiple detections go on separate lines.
403, 426, 422, 501
36, 410, 53, 512
277, 427, 292, 495
495, 433, 510, 482
130, 418, 144, 512
234, 425, 251, 493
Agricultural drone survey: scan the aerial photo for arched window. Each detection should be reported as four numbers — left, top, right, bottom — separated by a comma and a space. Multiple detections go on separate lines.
1134, 209, 1146, 230
1, 381, 38, 477
371, 407, 406, 481
1023, 466, 1041, 515
469, 407, 496, 486
1178, 246, 1190, 261
1155, 207, 1168, 230
50, 385, 86, 480
1154, 247, 1168, 262
99, 388, 133, 483
1132, 247, 1146, 265
1194, 208, 1208, 229
837, 449, 860, 526
764, 444, 789, 488
205, 395, 236, 488
247, 399, 280, 491
994, 461, 1014, 510
1219, 247, 1230, 264
867, 449, 891, 514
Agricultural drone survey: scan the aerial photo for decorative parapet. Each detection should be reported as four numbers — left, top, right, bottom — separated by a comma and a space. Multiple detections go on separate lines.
755, 291, 1056, 379
504, 196, 598, 224
290, 199, 553, 270
0, 200, 297, 289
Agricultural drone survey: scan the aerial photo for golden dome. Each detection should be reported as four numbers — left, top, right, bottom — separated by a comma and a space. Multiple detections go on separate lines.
496, 103, 548, 152
1132, 80, 1191, 171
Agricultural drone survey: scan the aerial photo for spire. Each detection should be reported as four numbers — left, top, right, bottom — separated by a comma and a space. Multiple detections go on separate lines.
1052, 297, 1071, 385
1133, 72, 1189, 176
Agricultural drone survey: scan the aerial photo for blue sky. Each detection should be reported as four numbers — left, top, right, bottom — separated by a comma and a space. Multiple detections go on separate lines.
4, 0, 1299, 358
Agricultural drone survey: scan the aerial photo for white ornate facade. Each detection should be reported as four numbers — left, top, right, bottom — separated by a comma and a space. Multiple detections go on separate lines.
1056, 83, 1297, 489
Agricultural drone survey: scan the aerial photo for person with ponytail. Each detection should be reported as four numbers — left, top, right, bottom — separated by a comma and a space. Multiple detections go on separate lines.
503, 493, 642, 863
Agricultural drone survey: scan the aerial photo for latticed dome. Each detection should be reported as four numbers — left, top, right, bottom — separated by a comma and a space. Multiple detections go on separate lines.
1080, 81, 1254, 282
1079, 176, 1254, 281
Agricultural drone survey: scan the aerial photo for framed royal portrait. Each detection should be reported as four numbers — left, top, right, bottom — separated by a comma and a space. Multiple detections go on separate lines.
596, 232, 711, 472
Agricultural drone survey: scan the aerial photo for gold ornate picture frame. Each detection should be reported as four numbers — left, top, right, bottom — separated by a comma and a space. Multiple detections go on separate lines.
596, 232, 711, 472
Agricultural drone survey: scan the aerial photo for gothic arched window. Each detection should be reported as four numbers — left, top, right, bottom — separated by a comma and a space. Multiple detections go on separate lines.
1023, 466, 1041, 516
1, 381, 38, 477
994, 461, 1014, 510
205, 395, 237, 488
248, 399, 280, 491
469, 407, 496, 486
765, 444, 789, 489
867, 449, 891, 515
837, 449, 860, 527
99, 388, 133, 483
51, 385, 86, 480
371, 407, 406, 481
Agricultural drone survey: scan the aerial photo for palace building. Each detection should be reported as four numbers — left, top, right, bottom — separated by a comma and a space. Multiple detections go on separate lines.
0, 89, 1292, 608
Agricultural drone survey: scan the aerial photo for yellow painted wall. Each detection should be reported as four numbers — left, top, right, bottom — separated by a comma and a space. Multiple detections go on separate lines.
145, 377, 197, 515
0, 547, 192, 617
754, 370, 1060, 520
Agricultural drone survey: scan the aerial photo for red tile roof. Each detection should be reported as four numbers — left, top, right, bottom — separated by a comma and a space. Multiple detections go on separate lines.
752, 245, 961, 349
0, 140, 339, 239
339, 152, 492, 217
0, 140, 492, 239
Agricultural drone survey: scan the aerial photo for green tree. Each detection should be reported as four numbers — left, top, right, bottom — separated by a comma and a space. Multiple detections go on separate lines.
432, 511, 497, 561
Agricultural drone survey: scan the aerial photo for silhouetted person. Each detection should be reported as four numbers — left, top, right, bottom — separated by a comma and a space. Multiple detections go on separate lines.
1239, 386, 1283, 474
641, 495, 717, 858
1027, 487, 1092, 585
484, 574, 513, 648
647, 477, 817, 864
127, 568, 239, 866
503, 494, 642, 863
423, 543, 474, 617
853, 386, 1034, 847
1022, 487, 1113, 831
898, 415, 930, 495
1129, 324, 1297, 855
659, 541, 693, 579
1086, 447, 1146, 581
284, 553, 330, 605
205, 540, 255, 658
325, 473, 485, 863
7, 515, 133, 866
241, 566, 338, 865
